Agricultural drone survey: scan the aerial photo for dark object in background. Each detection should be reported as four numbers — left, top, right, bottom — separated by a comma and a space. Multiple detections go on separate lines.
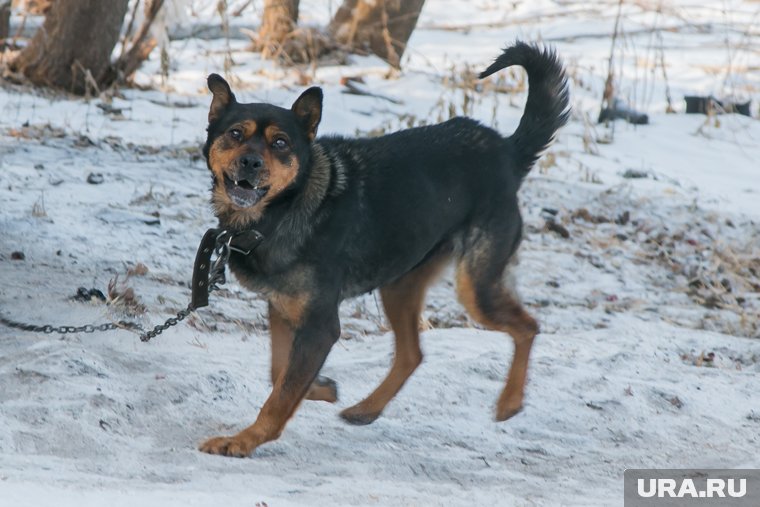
545, 218, 570, 239
72, 287, 107, 303
598, 98, 649, 125
684, 96, 751, 116
87, 172, 104, 184
0, 1, 10, 46
622, 169, 648, 179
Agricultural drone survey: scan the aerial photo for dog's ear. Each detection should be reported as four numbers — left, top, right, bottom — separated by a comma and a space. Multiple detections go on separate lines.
207, 74, 236, 123
291, 87, 323, 141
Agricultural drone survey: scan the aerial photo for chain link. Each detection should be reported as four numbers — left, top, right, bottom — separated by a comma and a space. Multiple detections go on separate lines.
1, 229, 236, 342
0, 315, 143, 335
137, 305, 192, 342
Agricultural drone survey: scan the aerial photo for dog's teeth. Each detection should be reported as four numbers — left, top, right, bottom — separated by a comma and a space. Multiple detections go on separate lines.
254, 185, 259, 190
234, 180, 239, 186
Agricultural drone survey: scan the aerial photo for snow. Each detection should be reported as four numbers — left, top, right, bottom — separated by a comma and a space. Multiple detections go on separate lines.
1, 0, 759, 505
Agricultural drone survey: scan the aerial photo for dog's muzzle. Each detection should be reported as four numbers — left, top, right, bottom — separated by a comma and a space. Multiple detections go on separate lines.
224, 154, 269, 207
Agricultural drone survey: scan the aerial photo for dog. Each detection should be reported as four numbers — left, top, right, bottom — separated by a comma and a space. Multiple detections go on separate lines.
199, 41, 569, 457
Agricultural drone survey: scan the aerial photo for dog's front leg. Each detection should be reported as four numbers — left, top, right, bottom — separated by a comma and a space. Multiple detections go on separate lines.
270, 301, 339, 402
199, 303, 340, 458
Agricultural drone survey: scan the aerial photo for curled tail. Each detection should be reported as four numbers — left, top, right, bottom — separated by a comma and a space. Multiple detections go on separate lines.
480, 41, 570, 180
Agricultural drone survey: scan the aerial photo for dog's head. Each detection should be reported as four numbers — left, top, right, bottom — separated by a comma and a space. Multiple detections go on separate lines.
203, 74, 322, 226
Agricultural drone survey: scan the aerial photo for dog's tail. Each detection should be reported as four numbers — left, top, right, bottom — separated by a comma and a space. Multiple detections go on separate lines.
479, 41, 570, 181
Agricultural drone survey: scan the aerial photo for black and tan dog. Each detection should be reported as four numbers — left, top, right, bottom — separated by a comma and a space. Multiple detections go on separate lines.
199, 41, 569, 457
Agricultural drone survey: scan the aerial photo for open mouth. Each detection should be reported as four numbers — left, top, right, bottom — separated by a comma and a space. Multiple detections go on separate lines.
223, 175, 269, 208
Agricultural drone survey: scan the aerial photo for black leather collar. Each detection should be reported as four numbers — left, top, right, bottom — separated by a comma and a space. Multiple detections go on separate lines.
190, 228, 264, 309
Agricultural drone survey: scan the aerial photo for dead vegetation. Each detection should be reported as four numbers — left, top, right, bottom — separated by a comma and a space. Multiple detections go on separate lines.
107, 272, 147, 318
544, 197, 760, 338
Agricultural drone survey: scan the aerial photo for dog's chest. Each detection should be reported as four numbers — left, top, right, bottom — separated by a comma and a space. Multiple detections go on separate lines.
229, 253, 316, 297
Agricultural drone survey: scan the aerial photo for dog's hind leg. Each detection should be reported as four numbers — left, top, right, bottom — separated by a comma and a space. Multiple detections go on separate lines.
340, 253, 450, 425
270, 302, 338, 403
455, 237, 539, 421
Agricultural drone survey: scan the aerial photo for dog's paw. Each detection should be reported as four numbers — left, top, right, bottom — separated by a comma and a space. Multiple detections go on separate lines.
339, 405, 381, 426
198, 435, 253, 458
495, 405, 523, 422
306, 375, 338, 403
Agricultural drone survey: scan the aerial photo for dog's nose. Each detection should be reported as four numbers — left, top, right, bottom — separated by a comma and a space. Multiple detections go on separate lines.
239, 154, 263, 170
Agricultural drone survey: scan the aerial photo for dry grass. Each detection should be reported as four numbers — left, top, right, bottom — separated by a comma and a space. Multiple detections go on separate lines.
107, 273, 147, 317
570, 200, 760, 338
30, 192, 46, 217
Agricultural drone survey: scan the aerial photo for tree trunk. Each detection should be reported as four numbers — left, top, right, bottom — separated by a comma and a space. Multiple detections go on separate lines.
328, 0, 425, 68
103, 0, 165, 87
257, 0, 299, 59
11, 0, 129, 95
0, 0, 10, 43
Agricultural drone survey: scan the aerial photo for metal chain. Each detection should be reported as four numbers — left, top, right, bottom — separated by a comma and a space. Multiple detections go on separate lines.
1, 230, 235, 342
138, 231, 231, 342
0, 316, 143, 335
137, 305, 194, 342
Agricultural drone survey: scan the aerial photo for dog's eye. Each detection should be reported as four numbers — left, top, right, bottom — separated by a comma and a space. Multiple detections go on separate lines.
272, 137, 289, 151
228, 128, 242, 141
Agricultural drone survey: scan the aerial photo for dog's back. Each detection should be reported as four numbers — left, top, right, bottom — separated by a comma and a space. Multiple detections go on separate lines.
311, 43, 570, 297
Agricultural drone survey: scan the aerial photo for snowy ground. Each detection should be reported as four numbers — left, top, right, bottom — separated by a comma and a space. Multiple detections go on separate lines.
1, 1, 759, 505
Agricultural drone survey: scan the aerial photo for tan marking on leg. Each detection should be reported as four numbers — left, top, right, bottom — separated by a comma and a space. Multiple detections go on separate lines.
341, 254, 450, 425
496, 333, 535, 421
456, 264, 538, 340
455, 266, 488, 325
200, 308, 339, 457
269, 291, 310, 328
269, 302, 337, 403
199, 372, 303, 457
269, 302, 292, 385
455, 262, 539, 421
306, 376, 338, 403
